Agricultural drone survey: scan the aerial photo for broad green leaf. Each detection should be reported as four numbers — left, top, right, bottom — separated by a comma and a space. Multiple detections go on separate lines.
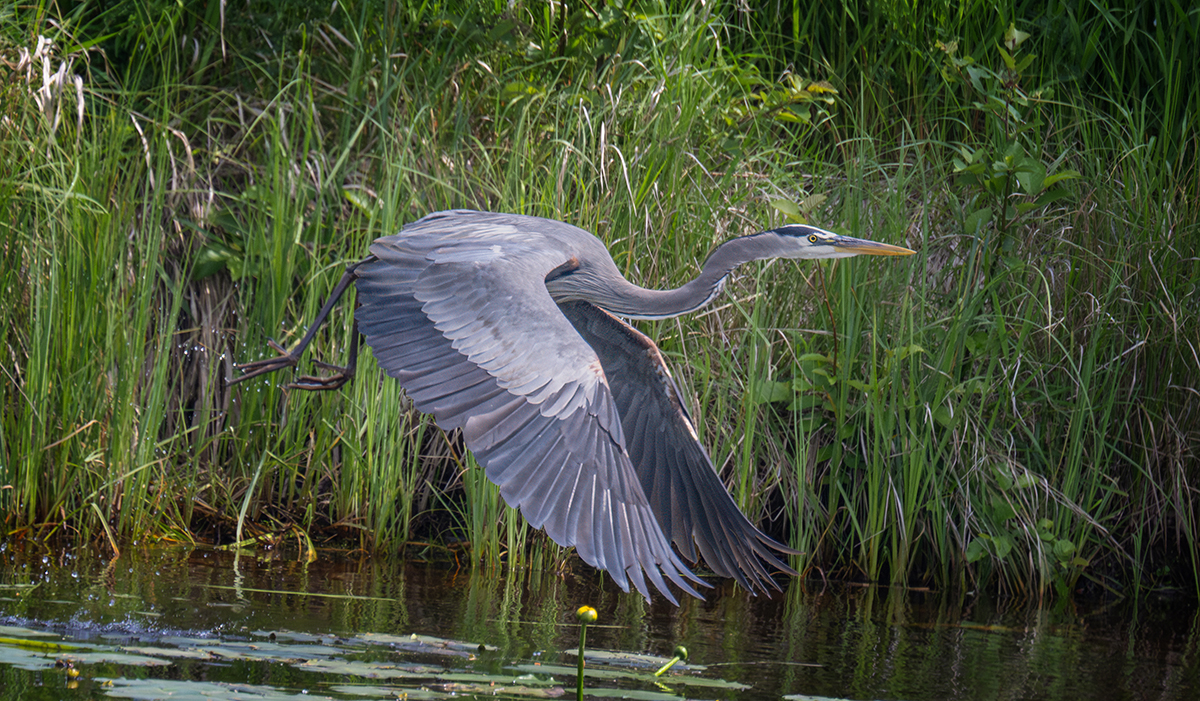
796, 352, 831, 364
790, 395, 827, 413
964, 207, 992, 234
770, 199, 802, 220
774, 107, 812, 123
342, 187, 377, 215
1035, 187, 1072, 207
1043, 170, 1081, 187
193, 241, 236, 280
810, 368, 835, 386
1004, 23, 1031, 50
1016, 161, 1046, 195
932, 405, 957, 429
752, 379, 794, 405
993, 466, 1014, 491
798, 193, 828, 214
888, 344, 925, 361
966, 538, 989, 562
990, 495, 1017, 522
998, 45, 1015, 70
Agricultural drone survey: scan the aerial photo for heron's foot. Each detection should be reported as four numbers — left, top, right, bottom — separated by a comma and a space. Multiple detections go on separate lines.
229, 340, 303, 385
286, 359, 355, 391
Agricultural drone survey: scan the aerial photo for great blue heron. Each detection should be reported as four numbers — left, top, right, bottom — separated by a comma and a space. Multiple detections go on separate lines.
233, 209, 915, 603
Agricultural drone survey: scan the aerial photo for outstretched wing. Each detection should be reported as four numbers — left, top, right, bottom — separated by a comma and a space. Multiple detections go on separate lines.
560, 301, 799, 593
353, 211, 705, 602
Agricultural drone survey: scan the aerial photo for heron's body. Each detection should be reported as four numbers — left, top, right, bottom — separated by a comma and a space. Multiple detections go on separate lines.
234, 209, 915, 603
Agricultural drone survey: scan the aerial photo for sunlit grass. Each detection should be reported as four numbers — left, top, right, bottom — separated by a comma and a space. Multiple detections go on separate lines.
1, 1, 1196, 599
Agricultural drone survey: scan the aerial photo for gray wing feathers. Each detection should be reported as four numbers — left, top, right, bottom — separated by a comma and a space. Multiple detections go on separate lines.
559, 301, 798, 593
353, 211, 704, 602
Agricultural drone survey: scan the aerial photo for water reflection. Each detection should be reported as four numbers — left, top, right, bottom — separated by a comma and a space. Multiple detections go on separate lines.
0, 543, 1196, 700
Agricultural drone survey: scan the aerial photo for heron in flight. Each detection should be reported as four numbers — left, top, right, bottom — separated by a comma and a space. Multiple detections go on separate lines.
233, 210, 915, 603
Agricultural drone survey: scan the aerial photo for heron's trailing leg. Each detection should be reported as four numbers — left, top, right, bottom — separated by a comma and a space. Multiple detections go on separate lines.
230, 259, 370, 391
284, 319, 361, 390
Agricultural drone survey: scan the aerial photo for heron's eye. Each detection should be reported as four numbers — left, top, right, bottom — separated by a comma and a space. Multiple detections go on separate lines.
808, 234, 819, 243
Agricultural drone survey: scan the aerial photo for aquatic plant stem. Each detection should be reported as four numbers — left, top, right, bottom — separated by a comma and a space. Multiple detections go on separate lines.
576, 606, 597, 701
654, 645, 688, 677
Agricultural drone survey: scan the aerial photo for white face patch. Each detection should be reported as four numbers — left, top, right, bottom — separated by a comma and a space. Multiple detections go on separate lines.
784, 244, 856, 260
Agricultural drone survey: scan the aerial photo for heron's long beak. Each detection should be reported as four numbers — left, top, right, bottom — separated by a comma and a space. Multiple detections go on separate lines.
830, 235, 916, 256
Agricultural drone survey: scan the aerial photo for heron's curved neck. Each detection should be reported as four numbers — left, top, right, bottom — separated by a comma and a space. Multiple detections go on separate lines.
581, 233, 781, 320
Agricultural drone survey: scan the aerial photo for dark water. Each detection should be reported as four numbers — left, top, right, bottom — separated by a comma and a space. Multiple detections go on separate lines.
0, 543, 1196, 700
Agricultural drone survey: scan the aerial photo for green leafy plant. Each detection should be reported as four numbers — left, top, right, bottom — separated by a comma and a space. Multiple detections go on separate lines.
965, 464, 1089, 595
939, 24, 1080, 280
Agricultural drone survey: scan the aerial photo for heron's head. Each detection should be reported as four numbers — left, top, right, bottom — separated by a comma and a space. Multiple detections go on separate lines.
768, 224, 916, 260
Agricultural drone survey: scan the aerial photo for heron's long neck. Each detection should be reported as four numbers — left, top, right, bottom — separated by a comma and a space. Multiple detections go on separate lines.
592, 233, 779, 320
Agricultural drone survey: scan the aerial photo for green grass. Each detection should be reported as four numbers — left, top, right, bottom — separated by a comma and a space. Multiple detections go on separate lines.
1, 0, 1196, 599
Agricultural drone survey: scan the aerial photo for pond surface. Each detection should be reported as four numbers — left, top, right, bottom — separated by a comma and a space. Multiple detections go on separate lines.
0, 543, 1196, 700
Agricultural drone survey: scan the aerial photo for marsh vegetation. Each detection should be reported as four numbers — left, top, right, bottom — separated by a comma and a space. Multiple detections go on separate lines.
1, 1, 1196, 600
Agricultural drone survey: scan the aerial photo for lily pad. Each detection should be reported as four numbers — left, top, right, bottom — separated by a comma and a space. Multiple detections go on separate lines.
783, 696, 873, 701
585, 690, 690, 700
0, 643, 68, 671
293, 657, 443, 679
97, 677, 336, 700
511, 663, 748, 690
119, 645, 219, 660
0, 624, 63, 639
192, 640, 349, 663
65, 650, 172, 667
354, 632, 498, 654
414, 681, 567, 698
562, 648, 706, 671
249, 630, 334, 643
